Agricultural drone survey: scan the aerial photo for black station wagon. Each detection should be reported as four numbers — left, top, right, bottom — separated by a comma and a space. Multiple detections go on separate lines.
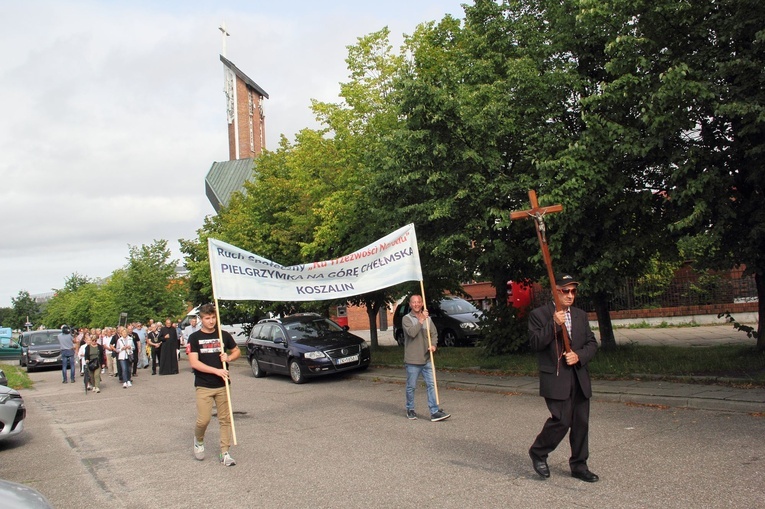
245, 313, 371, 384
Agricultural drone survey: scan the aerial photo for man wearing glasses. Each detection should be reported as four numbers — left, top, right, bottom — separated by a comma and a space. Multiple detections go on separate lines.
527, 273, 599, 483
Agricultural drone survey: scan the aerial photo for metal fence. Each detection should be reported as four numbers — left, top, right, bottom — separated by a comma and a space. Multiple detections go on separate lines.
537, 267, 758, 313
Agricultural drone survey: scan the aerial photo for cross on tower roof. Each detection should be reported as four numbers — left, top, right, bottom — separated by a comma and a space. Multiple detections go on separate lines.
219, 22, 230, 58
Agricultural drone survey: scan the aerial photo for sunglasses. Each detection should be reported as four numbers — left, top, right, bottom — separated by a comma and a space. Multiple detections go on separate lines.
558, 288, 577, 295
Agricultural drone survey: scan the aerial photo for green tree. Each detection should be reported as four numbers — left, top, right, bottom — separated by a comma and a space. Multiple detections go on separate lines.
42, 273, 97, 328
41, 241, 188, 328
574, 0, 765, 349
10, 290, 41, 330
0, 307, 13, 328
372, 2, 584, 323
88, 270, 124, 326
119, 240, 186, 322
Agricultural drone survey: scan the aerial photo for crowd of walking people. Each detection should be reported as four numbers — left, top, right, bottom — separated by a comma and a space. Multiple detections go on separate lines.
57, 317, 200, 392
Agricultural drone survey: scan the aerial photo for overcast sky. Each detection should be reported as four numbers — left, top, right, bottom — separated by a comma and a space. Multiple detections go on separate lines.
0, 0, 467, 307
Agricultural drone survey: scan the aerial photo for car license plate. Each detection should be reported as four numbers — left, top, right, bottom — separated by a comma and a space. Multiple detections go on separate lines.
336, 354, 359, 365
44, 358, 57, 363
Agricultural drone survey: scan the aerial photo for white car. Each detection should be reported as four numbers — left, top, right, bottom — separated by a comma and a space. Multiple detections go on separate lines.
0, 384, 25, 441
0, 478, 53, 508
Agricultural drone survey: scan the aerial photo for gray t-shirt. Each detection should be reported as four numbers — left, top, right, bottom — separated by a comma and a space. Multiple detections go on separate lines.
58, 333, 74, 350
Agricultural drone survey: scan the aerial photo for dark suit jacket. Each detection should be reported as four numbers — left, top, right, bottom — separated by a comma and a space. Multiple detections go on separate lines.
528, 302, 598, 400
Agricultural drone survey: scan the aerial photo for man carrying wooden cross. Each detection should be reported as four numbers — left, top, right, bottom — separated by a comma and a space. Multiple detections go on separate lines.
511, 191, 599, 482
527, 274, 599, 482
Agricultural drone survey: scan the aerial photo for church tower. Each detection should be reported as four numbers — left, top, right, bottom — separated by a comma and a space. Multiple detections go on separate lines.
221, 54, 269, 160
205, 25, 270, 213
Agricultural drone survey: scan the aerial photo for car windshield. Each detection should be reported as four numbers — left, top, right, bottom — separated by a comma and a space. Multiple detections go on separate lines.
30, 333, 59, 346
440, 299, 479, 316
285, 319, 343, 340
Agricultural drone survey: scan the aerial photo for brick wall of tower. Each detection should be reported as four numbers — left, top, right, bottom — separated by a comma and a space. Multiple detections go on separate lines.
228, 77, 266, 160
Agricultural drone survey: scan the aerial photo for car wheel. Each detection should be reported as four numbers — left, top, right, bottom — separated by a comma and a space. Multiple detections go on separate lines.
395, 329, 404, 347
289, 359, 306, 384
26, 364, 34, 373
249, 355, 266, 378
441, 330, 458, 347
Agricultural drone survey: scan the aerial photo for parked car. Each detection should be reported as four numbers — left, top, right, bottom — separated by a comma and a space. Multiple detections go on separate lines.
0, 369, 7, 386
0, 384, 25, 442
245, 313, 371, 384
0, 328, 22, 363
0, 478, 53, 508
18, 330, 62, 372
393, 296, 484, 347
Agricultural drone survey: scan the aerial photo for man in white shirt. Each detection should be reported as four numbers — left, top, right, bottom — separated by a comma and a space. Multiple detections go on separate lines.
182, 316, 200, 357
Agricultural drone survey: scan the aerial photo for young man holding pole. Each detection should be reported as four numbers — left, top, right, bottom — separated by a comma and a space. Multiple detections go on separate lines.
402, 294, 450, 422
188, 303, 240, 466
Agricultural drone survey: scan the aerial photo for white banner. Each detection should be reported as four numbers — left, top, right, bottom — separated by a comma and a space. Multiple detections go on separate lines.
208, 224, 423, 301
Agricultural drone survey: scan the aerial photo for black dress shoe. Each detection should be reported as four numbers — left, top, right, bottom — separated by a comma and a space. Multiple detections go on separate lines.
529, 451, 550, 478
571, 470, 599, 482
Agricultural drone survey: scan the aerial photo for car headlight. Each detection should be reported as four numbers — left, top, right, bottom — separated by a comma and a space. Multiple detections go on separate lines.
304, 351, 327, 360
0, 394, 11, 404
360, 341, 370, 350
460, 322, 477, 330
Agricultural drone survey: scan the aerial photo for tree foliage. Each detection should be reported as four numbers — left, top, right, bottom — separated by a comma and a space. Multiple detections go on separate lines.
9, 291, 41, 330
188, 0, 764, 353
40, 240, 187, 328
572, 0, 765, 348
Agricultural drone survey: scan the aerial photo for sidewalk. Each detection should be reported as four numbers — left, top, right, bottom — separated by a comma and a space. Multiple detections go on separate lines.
354, 323, 756, 347
352, 325, 765, 414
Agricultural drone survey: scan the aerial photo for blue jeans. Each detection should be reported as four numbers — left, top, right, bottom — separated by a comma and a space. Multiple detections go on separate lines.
119, 359, 132, 383
405, 362, 439, 415
61, 349, 75, 381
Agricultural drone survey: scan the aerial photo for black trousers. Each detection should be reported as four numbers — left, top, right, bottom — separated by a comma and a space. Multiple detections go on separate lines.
529, 372, 591, 472
151, 348, 161, 373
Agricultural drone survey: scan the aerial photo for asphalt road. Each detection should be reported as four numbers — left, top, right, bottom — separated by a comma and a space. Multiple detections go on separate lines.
1, 360, 764, 509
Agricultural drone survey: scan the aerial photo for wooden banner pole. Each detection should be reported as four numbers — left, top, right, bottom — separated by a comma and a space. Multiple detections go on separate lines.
213, 298, 238, 445
419, 280, 441, 405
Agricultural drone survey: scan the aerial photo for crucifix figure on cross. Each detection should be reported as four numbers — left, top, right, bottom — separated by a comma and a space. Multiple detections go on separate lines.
510, 190, 571, 352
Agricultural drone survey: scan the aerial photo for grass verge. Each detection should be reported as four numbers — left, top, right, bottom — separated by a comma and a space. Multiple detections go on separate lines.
371, 344, 765, 385
0, 363, 34, 390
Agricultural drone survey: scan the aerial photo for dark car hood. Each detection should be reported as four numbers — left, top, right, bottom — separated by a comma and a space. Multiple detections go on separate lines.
293, 332, 364, 349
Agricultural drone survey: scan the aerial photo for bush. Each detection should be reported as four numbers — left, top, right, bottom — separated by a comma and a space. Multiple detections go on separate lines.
478, 304, 529, 356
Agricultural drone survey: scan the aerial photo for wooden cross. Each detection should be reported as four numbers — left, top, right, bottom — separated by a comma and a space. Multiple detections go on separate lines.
510, 190, 571, 352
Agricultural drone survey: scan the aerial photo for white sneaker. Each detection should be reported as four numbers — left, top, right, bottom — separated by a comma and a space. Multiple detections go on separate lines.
123, 382, 127, 388
193, 439, 205, 460
220, 451, 236, 467
94, 387, 100, 393
127, 381, 132, 387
